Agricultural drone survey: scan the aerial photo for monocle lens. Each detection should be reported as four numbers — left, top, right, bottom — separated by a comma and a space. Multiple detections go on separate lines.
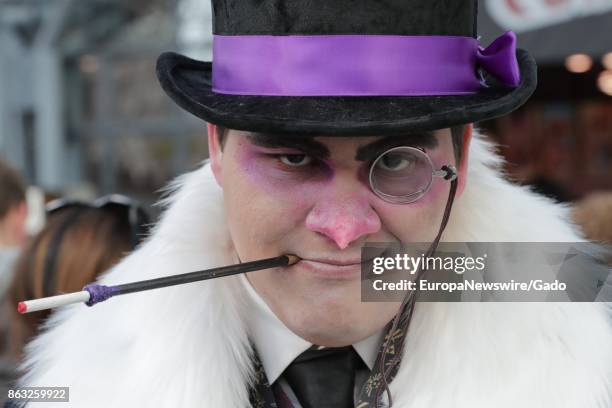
370, 147, 434, 203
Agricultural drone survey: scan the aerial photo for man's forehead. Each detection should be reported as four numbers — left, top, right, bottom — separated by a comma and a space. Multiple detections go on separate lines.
245, 131, 439, 162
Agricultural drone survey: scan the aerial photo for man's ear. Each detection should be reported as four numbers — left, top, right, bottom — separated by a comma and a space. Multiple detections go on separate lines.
207, 123, 223, 187
456, 123, 472, 197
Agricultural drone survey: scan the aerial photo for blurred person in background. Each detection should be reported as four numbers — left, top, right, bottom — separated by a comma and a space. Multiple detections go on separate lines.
0, 159, 27, 403
572, 192, 612, 244
0, 159, 27, 301
2, 196, 149, 371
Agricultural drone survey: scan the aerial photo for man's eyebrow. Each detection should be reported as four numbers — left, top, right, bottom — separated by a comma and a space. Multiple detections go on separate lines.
246, 132, 330, 159
355, 132, 438, 162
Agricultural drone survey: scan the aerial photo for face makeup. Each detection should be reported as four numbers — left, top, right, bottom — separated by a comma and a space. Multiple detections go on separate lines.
216, 128, 457, 345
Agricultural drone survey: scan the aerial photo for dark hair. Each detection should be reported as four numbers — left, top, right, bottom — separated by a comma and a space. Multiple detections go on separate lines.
450, 124, 465, 165
0, 158, 26, 219
217, 126, 229, 149
215, 124, 466, 164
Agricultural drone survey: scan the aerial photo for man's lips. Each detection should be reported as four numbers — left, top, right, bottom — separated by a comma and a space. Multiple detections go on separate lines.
305, 258, 364, 266
284, 244, 396, 278
294, 246, 389, 267
296, 259, 362, 279
287, 253, 382, 279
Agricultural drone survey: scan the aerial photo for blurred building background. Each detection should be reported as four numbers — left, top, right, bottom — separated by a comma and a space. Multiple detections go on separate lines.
0, 0, 611, 213
0, 0, 211, 216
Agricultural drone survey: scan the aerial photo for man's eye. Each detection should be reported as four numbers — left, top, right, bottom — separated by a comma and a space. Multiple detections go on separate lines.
377, 153, 412, 171
279, 154, 312, 167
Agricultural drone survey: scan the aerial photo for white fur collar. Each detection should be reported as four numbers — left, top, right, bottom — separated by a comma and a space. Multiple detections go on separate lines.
19, 132, 612, 407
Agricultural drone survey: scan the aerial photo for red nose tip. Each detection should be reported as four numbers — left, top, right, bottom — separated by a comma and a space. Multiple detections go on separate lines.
17, 302, 27, 314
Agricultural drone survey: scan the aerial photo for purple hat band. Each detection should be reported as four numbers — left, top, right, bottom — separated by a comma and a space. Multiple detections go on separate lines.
212, 31, 521, 96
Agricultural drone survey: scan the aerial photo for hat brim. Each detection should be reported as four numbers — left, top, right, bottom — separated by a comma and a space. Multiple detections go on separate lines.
156, 49, 537, 136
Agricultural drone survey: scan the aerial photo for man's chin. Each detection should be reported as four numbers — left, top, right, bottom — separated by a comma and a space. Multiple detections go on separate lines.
291, 322, 367, 347
282, 301, 376, 345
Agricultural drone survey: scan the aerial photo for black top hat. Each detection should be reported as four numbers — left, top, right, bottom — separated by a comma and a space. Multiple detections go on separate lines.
156, 0, 537, 136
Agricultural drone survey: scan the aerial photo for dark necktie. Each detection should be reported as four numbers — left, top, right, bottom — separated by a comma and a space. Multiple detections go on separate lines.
282, 346, 366, 408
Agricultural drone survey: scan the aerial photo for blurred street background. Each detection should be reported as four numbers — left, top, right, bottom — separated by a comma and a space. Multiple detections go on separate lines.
0, 0, 611, 213
0, 0, 211, 220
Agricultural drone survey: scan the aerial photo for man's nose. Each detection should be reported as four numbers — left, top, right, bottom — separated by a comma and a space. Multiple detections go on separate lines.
305, 189, 381, 250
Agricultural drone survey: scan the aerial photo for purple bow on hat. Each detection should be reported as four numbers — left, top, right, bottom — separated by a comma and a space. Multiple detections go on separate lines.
476, 31, 521, 87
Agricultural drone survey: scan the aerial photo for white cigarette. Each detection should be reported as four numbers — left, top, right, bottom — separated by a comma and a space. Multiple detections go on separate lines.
18, 291, 91, 314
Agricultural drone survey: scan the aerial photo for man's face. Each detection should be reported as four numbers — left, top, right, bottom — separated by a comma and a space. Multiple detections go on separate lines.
208, 125, 470, 346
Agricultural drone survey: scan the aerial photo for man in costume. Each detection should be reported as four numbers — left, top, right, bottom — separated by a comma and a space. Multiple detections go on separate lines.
13, 1, 612, 407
